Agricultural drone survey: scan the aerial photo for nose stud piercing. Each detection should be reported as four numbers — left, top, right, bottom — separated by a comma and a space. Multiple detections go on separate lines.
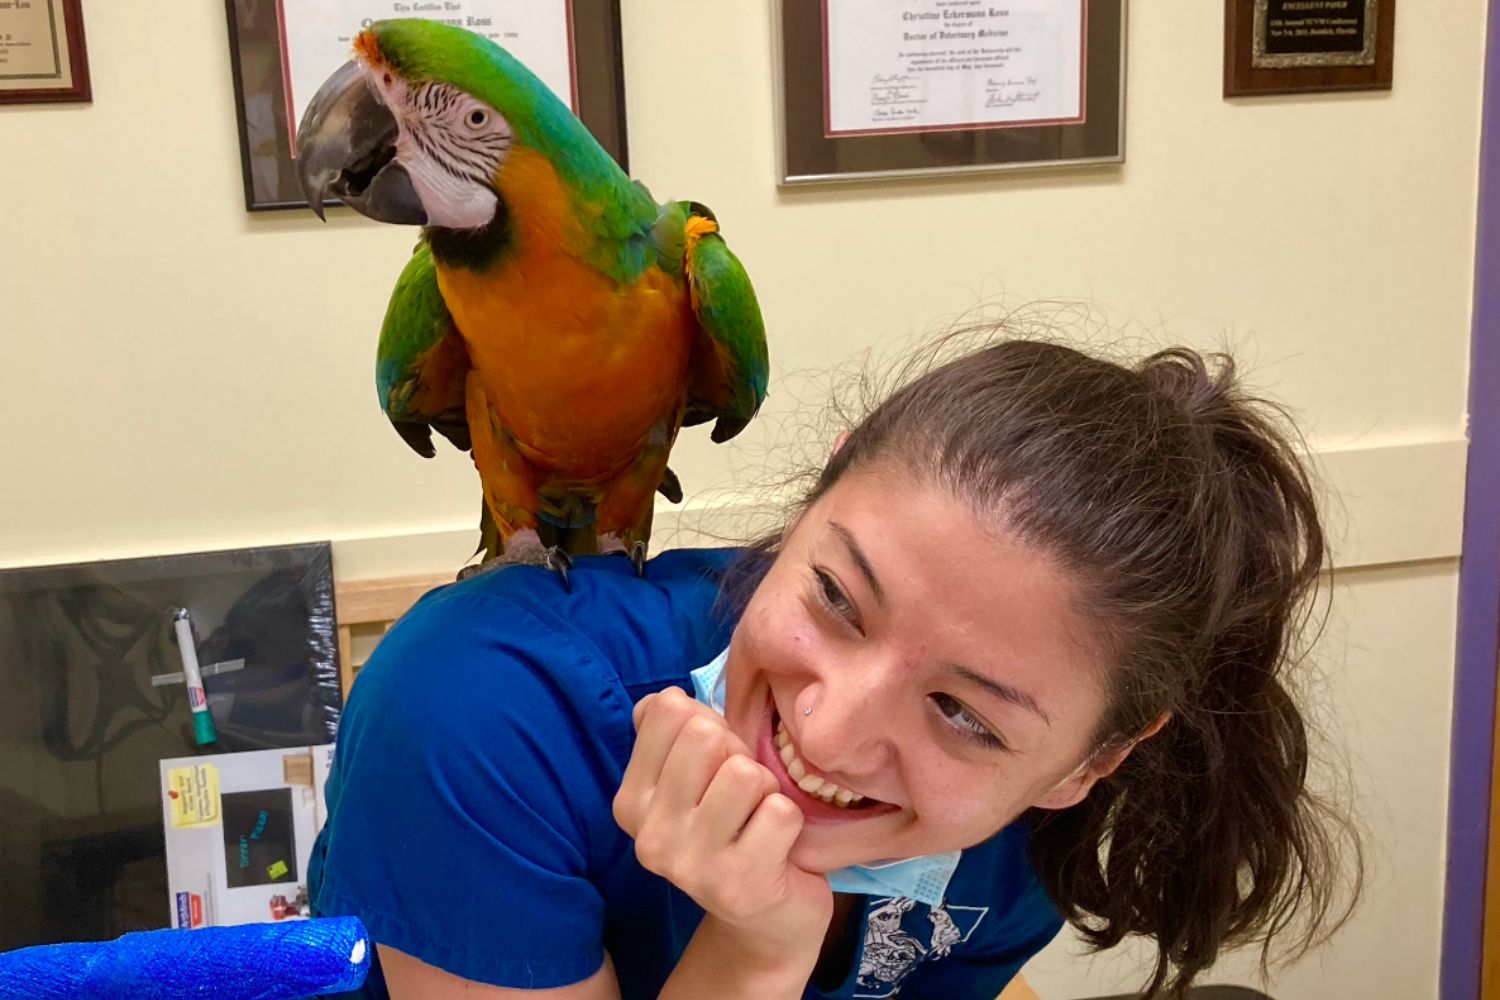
803, 706, 813, 716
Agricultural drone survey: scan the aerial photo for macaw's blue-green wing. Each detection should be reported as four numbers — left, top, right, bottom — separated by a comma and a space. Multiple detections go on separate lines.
677, 205, 769, 443
376, 242, 472, 457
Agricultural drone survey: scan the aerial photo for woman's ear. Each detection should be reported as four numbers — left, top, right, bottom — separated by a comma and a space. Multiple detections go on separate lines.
832, 430, 849, 456
1034, 713, 1171, 811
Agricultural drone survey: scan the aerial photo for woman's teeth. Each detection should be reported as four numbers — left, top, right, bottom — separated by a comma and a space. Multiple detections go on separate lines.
775, 720, 865, 808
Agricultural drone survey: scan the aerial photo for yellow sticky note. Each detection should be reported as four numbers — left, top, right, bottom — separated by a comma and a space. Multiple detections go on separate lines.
267, 860, 289, 880
166, 764, 221, 829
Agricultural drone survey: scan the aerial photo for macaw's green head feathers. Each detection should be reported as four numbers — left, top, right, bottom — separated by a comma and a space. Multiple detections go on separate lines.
298, 18, 638, 236
356, 19, 579, 156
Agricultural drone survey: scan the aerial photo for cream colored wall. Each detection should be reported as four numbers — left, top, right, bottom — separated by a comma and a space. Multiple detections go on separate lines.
0, 1, 1481, 996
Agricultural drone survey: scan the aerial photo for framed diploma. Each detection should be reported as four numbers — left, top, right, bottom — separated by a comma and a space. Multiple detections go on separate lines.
225, 1, 627, 212
0, 0, 90, 106
777, 0, 1125, 185
1224, 0, 1395, 97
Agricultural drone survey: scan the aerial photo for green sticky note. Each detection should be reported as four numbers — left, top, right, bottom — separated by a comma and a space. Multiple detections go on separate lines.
267, 860, 289, 880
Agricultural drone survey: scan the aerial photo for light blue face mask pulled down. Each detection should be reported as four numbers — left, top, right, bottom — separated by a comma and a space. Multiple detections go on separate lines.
687, 648, 961, 908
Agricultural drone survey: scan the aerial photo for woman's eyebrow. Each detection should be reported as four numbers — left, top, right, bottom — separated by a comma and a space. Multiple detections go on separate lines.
947, 663, 1052, 727
829, 521, 885, 607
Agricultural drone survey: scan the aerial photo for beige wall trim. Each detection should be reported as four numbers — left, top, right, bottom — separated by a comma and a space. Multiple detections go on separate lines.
1317, 437, 1468, 570
329, 438, 1469, 582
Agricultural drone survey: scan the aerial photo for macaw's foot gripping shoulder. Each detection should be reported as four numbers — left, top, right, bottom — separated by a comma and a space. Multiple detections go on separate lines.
459, 527, 576, 591
598, 536, 649, 578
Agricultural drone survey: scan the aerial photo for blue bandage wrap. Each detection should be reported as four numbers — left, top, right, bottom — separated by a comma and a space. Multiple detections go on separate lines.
689, 648, 962, 907
0, 916, 370, 1000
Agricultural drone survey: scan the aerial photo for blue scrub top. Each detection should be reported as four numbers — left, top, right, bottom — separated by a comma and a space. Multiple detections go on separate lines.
310, 548, 1062, 999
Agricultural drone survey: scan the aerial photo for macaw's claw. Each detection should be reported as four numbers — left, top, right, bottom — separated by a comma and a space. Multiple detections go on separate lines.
457, 531, 573, 592
598, 535, 648, 578
543, 546, 574, 592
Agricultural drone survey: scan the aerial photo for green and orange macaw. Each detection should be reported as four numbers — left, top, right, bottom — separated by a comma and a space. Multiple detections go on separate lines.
296, 20, 768, 582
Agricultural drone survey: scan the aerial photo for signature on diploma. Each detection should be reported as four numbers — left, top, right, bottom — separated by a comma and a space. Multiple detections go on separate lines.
985, 75, 1041, 109
868, 72, 926, 110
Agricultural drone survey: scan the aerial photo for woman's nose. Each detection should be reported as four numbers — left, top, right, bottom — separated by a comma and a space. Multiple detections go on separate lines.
791, 659, 897, 776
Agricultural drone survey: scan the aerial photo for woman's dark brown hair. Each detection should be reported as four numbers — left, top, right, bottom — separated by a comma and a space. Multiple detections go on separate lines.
723, 336, 1360, 996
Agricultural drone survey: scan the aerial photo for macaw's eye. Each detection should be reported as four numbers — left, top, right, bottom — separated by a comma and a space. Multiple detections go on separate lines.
383, 72, 393, 86
465, 108, 489, 130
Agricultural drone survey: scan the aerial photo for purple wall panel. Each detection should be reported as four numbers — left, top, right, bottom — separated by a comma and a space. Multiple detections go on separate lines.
1442, 2, 1500, 996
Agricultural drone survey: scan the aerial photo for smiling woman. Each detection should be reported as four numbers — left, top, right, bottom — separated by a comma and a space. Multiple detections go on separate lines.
308, 335, 1358, 1000
718, 468, 1113, 876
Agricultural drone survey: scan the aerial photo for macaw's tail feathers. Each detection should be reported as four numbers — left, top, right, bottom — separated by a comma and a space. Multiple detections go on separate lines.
472, 504, 589, 565
540, 493, 597, 531
470, 465, 681, 568
545, 523, 589, 553
475, 501, 501, 560
473, 501, 607, 564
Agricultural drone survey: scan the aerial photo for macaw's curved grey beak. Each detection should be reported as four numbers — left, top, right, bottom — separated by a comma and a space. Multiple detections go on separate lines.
295, 59, 427, 225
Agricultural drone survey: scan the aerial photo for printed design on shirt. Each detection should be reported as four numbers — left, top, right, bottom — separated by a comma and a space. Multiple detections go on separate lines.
853, 897, 989, 998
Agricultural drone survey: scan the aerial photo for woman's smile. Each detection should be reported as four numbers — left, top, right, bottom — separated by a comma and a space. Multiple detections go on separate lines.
753, 693, 901, 824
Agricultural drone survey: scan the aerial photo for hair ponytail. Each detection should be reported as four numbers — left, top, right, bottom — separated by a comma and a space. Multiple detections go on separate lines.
1025, 347, 1358, 995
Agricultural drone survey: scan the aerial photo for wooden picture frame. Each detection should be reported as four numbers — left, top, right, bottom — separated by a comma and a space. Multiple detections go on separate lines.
1225, 0, 1395, 97
0, 0, 91, 106
776, 0, 1126, 185
223, 1, 628, 212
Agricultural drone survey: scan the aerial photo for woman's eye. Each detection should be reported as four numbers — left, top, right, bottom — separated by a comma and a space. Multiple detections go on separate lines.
466, 108, 488, 129
931, 693, 1006, 751
813, 568, 859, 627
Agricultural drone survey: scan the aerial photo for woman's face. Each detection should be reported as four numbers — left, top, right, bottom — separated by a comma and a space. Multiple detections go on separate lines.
723, 463, 1115, 873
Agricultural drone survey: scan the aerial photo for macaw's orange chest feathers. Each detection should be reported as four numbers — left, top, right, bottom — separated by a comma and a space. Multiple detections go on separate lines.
430, 148, 696, 487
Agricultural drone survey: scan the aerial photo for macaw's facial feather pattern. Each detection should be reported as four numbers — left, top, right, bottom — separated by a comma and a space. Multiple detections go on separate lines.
408, 82, 513, 187
358, 19, 658, 284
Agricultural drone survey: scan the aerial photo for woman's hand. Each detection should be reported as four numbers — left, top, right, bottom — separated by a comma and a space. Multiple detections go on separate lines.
613, 687, 834, 973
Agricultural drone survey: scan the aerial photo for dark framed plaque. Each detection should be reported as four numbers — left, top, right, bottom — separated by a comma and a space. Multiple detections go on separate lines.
0, 0, 91, 106
777, 0, 1125, 185
224, 1, 627, 212
1225, 0, 1395, 97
